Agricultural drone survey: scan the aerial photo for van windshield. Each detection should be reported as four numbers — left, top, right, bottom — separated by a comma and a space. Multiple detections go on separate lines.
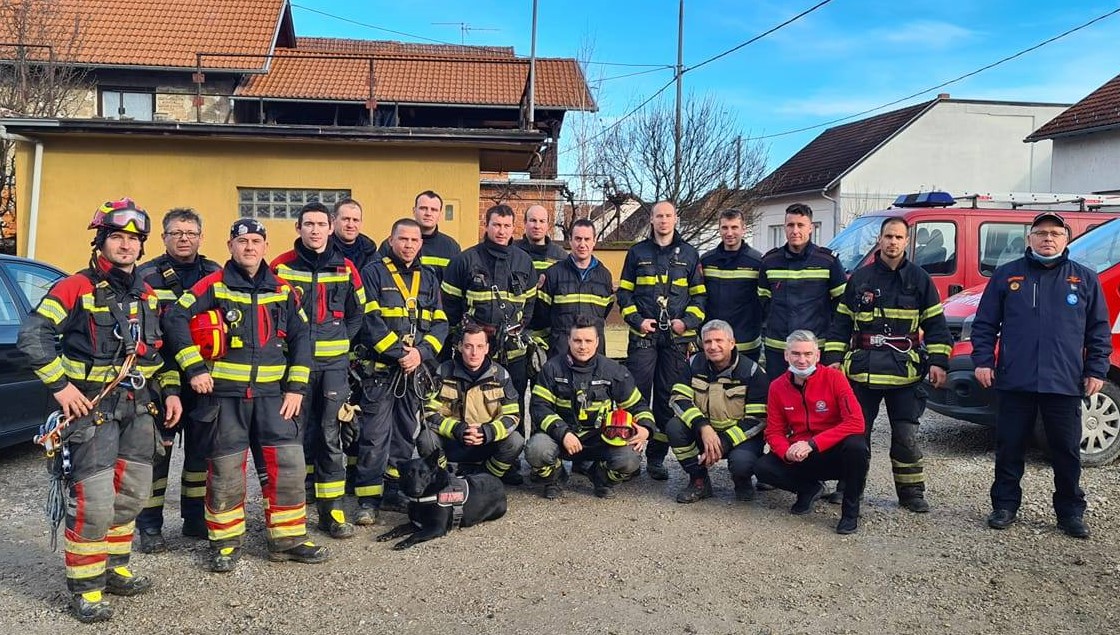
1068, 219, 1120, 274
828, 215, 883, 273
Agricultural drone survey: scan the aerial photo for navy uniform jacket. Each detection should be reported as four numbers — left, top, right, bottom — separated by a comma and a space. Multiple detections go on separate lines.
971, 250, 1111, 397
758, 242, 846, 350
701, 242, 764, 354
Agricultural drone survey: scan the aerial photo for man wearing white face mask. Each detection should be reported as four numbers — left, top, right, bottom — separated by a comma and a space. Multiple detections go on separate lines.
754, 330, 870, 534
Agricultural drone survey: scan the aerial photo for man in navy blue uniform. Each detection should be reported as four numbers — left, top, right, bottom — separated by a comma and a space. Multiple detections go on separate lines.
971, 212, 1111, 539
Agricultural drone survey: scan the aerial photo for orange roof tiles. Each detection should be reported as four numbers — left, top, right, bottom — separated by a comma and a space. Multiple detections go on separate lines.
296, 37, 515, 59
237, 48, 596, 110
1, 0, 288, 70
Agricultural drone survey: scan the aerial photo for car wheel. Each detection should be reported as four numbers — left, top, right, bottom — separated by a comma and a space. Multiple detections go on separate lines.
1034, 380, 1120, 467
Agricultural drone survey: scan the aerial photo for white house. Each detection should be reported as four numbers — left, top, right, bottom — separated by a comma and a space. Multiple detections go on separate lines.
750, 95, 1069, 251
1026, 73, 1120, 194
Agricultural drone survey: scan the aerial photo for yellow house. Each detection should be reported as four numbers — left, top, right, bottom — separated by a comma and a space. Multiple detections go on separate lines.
3, 119, 547, 272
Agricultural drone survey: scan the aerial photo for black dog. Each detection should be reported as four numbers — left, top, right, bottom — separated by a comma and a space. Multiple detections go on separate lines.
376, 451, 507, 550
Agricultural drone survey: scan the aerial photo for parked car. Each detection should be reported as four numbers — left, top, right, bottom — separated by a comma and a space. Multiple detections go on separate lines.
827, 191, 1119, 301
926, 218, 1120, 466
0, 255, 66, 449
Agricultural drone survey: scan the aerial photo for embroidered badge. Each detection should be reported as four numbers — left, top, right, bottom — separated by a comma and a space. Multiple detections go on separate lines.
1009, 282, 1021, 291
438, 490, 466, 505
1067, 293, 1078, 306
815, 400, 828, 412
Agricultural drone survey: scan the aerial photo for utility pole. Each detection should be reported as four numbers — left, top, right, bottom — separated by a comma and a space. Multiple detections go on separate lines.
673, 0, 684, 204
735, 134, 742, 189
528, 0, 538, 129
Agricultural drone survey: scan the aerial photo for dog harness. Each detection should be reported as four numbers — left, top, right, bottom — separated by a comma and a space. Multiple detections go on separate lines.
406, 476, 470, 530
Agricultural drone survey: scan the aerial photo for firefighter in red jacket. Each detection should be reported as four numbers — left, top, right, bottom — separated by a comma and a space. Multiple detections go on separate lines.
164, 218, 328, 572
17, 199, 181, 623
754, 329, 870, 534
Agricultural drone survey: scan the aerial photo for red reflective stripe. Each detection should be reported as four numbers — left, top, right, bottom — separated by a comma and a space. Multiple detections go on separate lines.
316, 282, 327, 323
261, 446, 279, 505
113, 458, 127, 494
65, 552, 106, 566
72, 484, 87, 534
257, 304, 272, 346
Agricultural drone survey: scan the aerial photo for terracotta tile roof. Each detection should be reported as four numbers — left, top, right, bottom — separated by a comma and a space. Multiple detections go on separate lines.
296, 37, 515, 59
0, 0, 289, 70
1026, 73, 1120, 141
756, 101, 935, 197
236, 48, 596, 111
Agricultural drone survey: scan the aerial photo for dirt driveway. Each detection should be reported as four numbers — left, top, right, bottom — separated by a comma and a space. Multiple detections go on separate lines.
0, 411, 1116, 635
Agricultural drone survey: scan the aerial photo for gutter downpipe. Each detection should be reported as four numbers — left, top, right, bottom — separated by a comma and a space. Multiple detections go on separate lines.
0, 125, 43, 259
821, 187, 840, 242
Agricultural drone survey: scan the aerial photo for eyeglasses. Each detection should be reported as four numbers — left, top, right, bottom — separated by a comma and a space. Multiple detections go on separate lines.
1030, 230, 1067, 239
165, 231, 201, 240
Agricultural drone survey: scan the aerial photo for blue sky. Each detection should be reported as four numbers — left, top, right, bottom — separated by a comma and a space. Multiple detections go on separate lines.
291, 1, 1120, 173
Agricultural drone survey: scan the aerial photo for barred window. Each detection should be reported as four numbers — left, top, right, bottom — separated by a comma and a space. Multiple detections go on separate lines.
237, 188, 352, 220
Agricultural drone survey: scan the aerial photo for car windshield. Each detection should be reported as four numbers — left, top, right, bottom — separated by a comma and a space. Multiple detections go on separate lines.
828, 215, 883, 273
1068, 219, 1120, 274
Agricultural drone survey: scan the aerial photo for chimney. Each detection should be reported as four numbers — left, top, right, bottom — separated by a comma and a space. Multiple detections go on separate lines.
937, 93, 951, 100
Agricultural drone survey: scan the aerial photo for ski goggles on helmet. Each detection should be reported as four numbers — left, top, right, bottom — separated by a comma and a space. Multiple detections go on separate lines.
600, 409, 637, 446
89, 198, 151, 237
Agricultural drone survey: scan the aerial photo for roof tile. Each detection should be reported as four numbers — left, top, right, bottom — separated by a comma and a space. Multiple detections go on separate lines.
1026, 73, 1120, 141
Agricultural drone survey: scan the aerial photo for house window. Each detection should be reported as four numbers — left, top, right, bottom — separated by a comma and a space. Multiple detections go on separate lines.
100, 89, 154, 121
237, 188, 352, 220
769, 221, 822, 249
444, 202, 456, 221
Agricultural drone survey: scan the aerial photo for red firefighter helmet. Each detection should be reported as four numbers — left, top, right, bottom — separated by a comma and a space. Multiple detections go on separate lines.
189, 309, 229, 360
600, 408, 637, 446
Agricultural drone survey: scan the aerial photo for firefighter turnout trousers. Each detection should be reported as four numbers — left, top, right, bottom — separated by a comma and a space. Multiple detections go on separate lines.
525, 432, 641, 485
852, 383, 927, 499
626, 338, 689, 462
353, 375, 421, 506
299, 369, 349, 515
203, 395, 308, 552
416, 427, 525, 478
137, 390, 208, 533
666, 417, 764, 483
62, 386, 158, 594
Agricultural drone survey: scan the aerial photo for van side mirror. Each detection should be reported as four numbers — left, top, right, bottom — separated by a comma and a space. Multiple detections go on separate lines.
948, 284, 963, 297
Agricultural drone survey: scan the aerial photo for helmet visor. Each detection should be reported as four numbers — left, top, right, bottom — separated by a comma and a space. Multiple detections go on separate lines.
99, 208, 150, 235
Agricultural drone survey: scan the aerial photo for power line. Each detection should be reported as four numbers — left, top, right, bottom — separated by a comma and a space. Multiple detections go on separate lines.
596, 66, 675, 82
749, 6, 1120, 141
686, 0, 834, 73
291, 4, 459, 45
558, 77, 677, 156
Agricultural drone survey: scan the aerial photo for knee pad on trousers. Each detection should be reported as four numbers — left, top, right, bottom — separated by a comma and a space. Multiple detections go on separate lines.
262, 444, 307, 507
111, 459, 154, 526
492, 431, 525, 463
208, 451, 248, 512
68, 469, 115, 539
525, 433, 560, 468
605, 447, 641, 477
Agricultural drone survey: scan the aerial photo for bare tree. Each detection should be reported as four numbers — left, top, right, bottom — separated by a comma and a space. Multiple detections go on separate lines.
590, 93, 768, 246
0, 0, 88, 253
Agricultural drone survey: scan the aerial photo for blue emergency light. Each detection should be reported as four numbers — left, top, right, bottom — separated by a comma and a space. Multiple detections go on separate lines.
893, 191, 956, 208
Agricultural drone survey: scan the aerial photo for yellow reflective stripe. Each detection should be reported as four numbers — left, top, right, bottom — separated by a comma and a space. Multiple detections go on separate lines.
830, 283, 846, 298
894, 472, 925, 484
206, 505, 245, 525
685, 305, 705, 320
36, 298, 68, 324
177, 292, 197, 309
354, 484, 384, 497
634, 410, 655, 425
441, 281, 464, 297
438, 416, 459, 437
464, 289, 534, 303
151, 477, 168, 490
159, 371, 181, 388
373, 331, 399, 353
837, 303, 855, 316
211, 361, 252, 381
314, 339, 350, 358
488, 421, 509, 441
35, 358, 65, 383
673, 444, 701, 461
758, 288, 772, 298
744, 404, 766, 415
532, 259, 553, 271
532, 384, 558, 404
823, 341, 847, 353
315, 481, 346, 499
213, 284, 288, 305
152, 288, 178, 302
702, 268, 758, 280
424, 334, 443, 353
681, 407, 705, 426
724, 426, 748, 446
287, 365, 310, 384
620, 305, 637, 317
688, 283, 705, 294
364, 299, 381, 312
845, 372, 920, 386
921, 303, 945, 320
551, 293, 613, 307
65, 537, 108, 556
634, 276, 660, 286
274, 268, 352, 285
80, 295, 109, 312
672, 383, 694, 398
269, 506, 306, 524
617, 279, 635, 291
765, 269, 830, 280
176, 346, 205, 369
421, 255, 450, 268
539, 413, 562, 431
618, 388, 643, 410
927, 343, 952, 356
268, 524, 306, 539
66, 561, 107, 579
764, 337, 787, 350
672, 278, 688, 288
183, 486, 207, 497
736, 338, 761, 352
500, 403, 519, 415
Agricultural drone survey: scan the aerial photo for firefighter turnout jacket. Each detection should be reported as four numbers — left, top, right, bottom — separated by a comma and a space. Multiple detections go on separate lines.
424, 358, 521, 443
530, 353, 655, 444
377, 227, 461, 283
441, 239, 536, 353
536, 256, 615, 353
270, 241, 366, 371
164, 262, 312, 397
700, 243, 764, 354
758, 242, 846, 350
20, 256, 178, 394
971, 250, 1112, 396
514, 236, 567, 273
137, 252, 222, 314
670, 350, 769, 442
617, 231, 706, 344
360, 253, 449, 373
823, 251, 952, 387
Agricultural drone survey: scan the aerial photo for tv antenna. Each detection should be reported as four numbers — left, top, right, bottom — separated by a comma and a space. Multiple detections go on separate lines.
432, 22, 500, 44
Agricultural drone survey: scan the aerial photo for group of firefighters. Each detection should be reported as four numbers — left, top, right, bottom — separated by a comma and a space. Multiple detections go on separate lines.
18, 192, 1108, 623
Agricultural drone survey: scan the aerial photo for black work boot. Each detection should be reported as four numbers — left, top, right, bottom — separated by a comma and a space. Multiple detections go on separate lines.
790, 482, 824, 515
379, 485, 408, 514
900, 495, 930, 513
827, 481, 844, 505
209, 546, 241, 573
269, 541, 330, 564
353, 503, 379, 526
181, 517, 207, 539
541, 464, 568, 500
733, 476, 757, 502
106, 566, 153, 596
675, 475, 713, 503
645, 443, 669, 481
836, 515, 859, 535
70, 592, 113, 623
317, 503, 356, 539
499, 465, 525, 486
592, 464, 617, 499
138, 527, 167, 554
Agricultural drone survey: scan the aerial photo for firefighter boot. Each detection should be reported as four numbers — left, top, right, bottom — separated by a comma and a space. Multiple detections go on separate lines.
210, 546, 242, 573
592, 464, 617, 499
106, 566, 154, 597
542, 464, 568, 500
676, 475, 713, 503
182, 517, 208, 539
733, 475, 756, 502
317, 502, 356, 539
645, 441, 669, 481
353, 504, 379, 526
138, 527, 167, 554
269, 541, 330, 565
70, 591, 113, 624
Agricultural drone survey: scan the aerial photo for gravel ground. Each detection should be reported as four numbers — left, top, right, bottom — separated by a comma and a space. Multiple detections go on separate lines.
0, 411, 1117, 635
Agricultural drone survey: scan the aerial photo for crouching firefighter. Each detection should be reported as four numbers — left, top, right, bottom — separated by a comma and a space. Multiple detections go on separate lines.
353, 218, 448, 524
164, 218, 329, 572
134, 207, 222, 553
18, 198, 181, 623
271, 202, 367, 539
416, 324, 524, 481
527, 316, 655, 499
668, 319, 770, 503
823, 216, 951, 513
